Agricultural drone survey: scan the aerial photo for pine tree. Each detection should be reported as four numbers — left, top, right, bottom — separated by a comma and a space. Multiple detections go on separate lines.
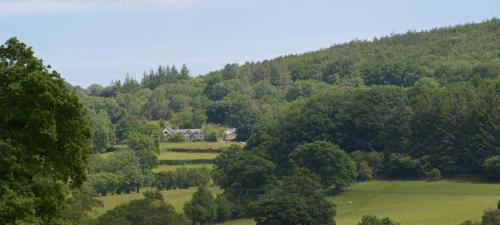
181, 64, 190, 80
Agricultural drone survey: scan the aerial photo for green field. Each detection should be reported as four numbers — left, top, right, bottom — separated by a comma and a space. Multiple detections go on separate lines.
159, 151, 219, 160
152, 164, 214, 173
160, 141, 241, 151
218, 180, 500, 225
94, 187, 222, 216
98, 142, 500, 225
332, 180, 499, 225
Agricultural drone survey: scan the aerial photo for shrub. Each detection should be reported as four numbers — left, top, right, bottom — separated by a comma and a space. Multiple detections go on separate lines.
351, 151, 385, 178
167, 132, 187, 142
357, 161, 375, 181
481, 209, 500, 225
202, 124, 225, 142
386, 153, 426, 179
357, 215, 400, 225
483, 156, 500, 181
426, 168, 442, 181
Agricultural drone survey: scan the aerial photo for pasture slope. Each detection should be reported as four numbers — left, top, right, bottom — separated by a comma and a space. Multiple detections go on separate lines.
218, 180, 500, 225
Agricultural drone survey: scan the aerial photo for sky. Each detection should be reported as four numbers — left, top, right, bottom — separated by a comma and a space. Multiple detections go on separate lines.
0, 0, 499, 87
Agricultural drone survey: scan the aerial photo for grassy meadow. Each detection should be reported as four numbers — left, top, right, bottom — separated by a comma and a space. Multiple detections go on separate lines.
152, 164, 214, 173
94, 187, 222, 216
158, 151, 219, 160
217, 180, 500, 225
160, 141, 241, 151
97, 141, 500, 225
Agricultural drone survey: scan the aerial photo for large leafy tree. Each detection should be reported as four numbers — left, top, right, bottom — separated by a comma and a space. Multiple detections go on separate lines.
249, 169, 336, 225
126, 131, 160, 172
183, 186, 218, 225
0, 38, 92, 224
212, 147, 276, 214
289, 141, 357, 189
89, 109, 113, 152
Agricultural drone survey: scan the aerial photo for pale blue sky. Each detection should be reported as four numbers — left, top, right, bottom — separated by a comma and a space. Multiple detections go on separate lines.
0, 0, 498, 87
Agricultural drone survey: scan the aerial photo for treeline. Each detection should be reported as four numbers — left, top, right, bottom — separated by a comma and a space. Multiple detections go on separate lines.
73, 18, 500, 151
248, 76, 499, 177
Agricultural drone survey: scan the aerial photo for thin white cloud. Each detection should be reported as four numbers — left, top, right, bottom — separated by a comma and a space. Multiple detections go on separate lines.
0, 0, 201, 16
122, 0, 200, 10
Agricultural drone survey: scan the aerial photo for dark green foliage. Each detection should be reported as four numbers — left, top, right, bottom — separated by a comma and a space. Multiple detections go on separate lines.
183, 186, 218, 225
249, 77, 499, 178
212, 147, 276, 214
289, 141, 357, 189
386, 154, 427, 179
89, 109, 114, 152
483, 156, 500, 181
285, 80, 330, 101
215, 195, 233, 222
101, 150, 145, 194
481, 209, 500, 225
206, 93, 259, 141
96, 190, 188, 225
166, 132, 188, 142
351, 151, 385, 180
154, 168, 210, 190
63, 186, 103, 225
248, 169, 336, 225
357, 215, 400, 225
202, 124, 224, 142
89, 172, 122, 196
426, 168, 442, 181
0, 38, 92, 224
126, 131, 160, 172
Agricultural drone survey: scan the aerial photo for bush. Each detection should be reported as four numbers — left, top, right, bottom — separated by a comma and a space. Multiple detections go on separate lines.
167, 132, 187, 142
386, 153, 426, 179
357, 161, 375, 181
351, 151, 385, 179
482, 209, 500, 225
357, 215, 400, 225
202, 124, 225, 142
426, 168, 442, 181
483, 156, 500, 181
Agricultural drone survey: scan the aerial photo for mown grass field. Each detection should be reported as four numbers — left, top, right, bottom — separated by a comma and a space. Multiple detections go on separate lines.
158, 151, 219, 160
217, 180, 500, 225
152, 164, 214, 173
160, 141, 241, 151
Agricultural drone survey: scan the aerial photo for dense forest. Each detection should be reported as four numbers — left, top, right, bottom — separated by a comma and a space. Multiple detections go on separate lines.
76, 18, 499, 145
1, 18, 499, 225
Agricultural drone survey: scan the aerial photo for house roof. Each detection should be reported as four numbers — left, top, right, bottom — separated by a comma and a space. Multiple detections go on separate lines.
224, 128, 236, 135
163, 127, 202, 134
